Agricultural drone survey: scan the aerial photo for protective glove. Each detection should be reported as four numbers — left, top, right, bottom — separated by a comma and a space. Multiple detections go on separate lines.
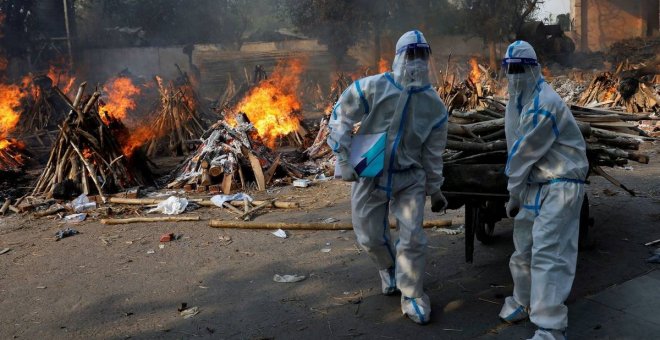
430, 191, 448, 212
337, 155, 358, 182
506, 197, 520, 218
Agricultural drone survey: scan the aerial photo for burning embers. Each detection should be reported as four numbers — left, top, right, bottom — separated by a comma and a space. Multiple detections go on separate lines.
230, 59, 304, 147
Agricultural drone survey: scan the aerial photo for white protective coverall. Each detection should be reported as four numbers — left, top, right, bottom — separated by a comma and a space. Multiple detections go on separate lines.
327, 30, 448, 325
499, 41, 589, 340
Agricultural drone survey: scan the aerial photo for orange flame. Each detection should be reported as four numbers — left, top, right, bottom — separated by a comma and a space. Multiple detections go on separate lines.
122, 124, 161, 157
47, 65, 76, 94
0, 83, 24, 140
378, 58, 390, 73
542, 66, 552, 79
468, 57, 481, 84
99, 77, 141, 124
232, 59, 303, 147
603, 86, 617, 101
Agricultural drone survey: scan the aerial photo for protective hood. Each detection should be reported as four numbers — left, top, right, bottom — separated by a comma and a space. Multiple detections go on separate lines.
392, 30, 431, 87
503, 41, 542, 114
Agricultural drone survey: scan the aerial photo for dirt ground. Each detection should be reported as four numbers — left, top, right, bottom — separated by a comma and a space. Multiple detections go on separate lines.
1, 142, 659, 339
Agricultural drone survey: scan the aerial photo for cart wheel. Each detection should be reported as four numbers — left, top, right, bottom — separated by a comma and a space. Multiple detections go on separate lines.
578, 193, 592, 250
475, 200, 499, 245
476, 221, 496, 244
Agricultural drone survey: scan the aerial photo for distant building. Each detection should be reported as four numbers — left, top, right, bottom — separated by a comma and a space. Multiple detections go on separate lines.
570, 0, 659, 51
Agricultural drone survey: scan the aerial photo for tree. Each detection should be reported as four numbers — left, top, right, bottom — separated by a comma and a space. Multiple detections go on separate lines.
458, 0, 540, 69
279, 0, 463, 69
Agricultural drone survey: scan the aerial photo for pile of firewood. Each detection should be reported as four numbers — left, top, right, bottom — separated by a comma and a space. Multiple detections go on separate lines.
441, 98, 655, 194
141, 76, 207, 157
577, 62, 659, 114
167, 113, 307, 194
32, 82, 151, 200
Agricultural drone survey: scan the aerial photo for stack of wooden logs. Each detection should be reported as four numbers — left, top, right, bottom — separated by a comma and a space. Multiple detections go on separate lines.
31, 82, 150, 200
141, 77, 207, 157
167, 113, 307, 194
443, 98, 654, 178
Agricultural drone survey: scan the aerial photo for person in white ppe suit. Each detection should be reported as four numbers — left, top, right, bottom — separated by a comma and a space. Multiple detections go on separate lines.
327, 30, 448, 325
499, 40, 589, 340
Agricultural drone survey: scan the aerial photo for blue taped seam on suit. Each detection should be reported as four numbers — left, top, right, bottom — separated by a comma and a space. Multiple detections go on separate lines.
354, 81, 370, 115
385, 72, 403, 91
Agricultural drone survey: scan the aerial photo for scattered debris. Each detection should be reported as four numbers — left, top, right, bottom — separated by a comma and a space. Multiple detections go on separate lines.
293, 179, 311, 188
273, 274, 306, 283
0, 248, 10, 255
217, 235, 233, 246
322, 217, 339, 224
180, 306, 200, 319
147, 196, 188, 215
320, 248, 331, 253
432, 225, 465, 235
64, 213, 87, 223
160, 233, 175, 242
272, 229, 288, 239
645, 238, 660, 247
55, 228, 79, 241
146, 250, 155, 254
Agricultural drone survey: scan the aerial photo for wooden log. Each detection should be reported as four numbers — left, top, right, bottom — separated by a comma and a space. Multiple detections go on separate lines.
200, 168, 212, 186
100, 216, 201, 225
239, 199, 274, 221
82, 92, 101, 114
69, 139, 106, 201
34, 204, 66, 218
221, 173, 232, 194
19, 199, 56, 213
588, 145, 649, 164
247, 152, 266, 191
591, 165, 635, 196
72, 81, 87, 108
446, 140, 507, 153
264, 154, 281, 185
0, 199, 11, 215
208, 219, 453, 230
209, 166, 223, 177
108, 197, 300, 209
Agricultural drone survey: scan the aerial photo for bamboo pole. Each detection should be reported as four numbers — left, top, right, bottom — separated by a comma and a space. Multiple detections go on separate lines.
208, 219, 453, 230
101, 216, 201, 225
107, 197, 299, 209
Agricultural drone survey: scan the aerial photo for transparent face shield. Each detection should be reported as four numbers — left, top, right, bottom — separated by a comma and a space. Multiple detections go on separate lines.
500, 57, 542, 101
396, 43, 439, 87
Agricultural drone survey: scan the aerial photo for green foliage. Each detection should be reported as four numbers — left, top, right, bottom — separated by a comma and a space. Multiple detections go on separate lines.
278, 0, 462, 63
456, 0, 541, 43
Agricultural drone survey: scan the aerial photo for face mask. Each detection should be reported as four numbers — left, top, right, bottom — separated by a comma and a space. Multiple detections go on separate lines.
404, 59, 429, 84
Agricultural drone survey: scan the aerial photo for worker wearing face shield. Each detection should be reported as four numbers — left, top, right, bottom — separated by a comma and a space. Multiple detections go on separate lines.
499, 41, 589, 340
327, 30, 448, 324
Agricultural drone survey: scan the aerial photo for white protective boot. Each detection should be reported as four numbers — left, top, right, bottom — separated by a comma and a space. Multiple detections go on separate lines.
499, 296, 529, 323
528, 328, 567, 340
401, 293, 431, 325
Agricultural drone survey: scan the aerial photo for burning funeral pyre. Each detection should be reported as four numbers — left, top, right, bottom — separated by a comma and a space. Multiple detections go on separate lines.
31, 82, 153, 200
168, 59, 311, 193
